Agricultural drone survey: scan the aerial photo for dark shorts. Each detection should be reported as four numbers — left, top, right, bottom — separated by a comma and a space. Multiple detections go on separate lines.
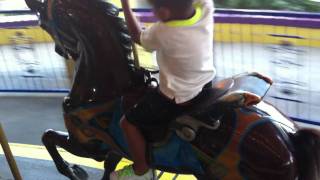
125, 90, 183, 130
125, 82, 212, 132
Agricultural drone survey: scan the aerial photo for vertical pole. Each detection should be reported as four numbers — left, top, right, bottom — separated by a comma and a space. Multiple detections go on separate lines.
0, 123, 22, 180
132, 43, 140, 69
65, 58, 75, 86
119, 2, 140, 69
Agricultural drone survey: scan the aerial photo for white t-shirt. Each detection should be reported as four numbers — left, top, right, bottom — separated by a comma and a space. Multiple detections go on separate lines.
140, 0, 216, 103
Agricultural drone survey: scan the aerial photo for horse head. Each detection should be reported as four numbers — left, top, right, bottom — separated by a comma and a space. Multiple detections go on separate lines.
26, 0, 144, 111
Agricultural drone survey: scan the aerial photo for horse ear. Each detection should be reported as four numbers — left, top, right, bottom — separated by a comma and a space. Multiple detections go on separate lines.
25, 0, 43, 12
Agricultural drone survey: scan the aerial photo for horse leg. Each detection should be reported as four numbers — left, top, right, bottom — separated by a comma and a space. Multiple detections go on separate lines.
42, 129, 91, 180
101, 153, 122, 180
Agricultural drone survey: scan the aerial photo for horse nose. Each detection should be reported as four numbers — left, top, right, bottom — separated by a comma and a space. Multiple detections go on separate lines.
25, 0, 44, 12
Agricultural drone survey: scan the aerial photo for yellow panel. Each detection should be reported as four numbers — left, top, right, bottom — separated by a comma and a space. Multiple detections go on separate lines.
251, 25, 264, 44
0, 27, 52, 45
286, 27, 298, 37
310, 29, 320, 40
229, 24, 241, 43
1, 23, 320, 48
241, 24, 253, 43
310, 39, 320, 47
274, 26, 286, 35
219, 24, 232, 42
251, 24, 265, 35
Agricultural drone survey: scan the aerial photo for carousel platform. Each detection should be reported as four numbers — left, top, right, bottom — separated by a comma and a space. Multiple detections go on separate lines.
0, 95, 194, 180
0, 155, 103, 180
0, 95, 104, 180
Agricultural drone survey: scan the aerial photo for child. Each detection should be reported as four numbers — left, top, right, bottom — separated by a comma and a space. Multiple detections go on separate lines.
110, 0, 215, 179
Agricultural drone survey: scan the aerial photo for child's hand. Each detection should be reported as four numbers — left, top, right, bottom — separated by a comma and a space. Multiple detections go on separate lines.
119, 0, 142, 45
120, 0, 131, 10
251, 72, 273, 84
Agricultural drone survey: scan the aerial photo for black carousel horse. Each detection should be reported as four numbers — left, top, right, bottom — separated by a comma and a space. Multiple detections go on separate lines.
25, 0, 320, 179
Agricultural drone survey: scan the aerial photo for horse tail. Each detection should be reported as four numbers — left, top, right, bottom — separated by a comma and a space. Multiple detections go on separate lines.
291, 128, 320, 180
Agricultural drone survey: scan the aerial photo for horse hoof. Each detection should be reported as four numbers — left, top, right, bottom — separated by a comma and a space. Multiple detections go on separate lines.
59, 164, 89, 180
70, 165, 89, 180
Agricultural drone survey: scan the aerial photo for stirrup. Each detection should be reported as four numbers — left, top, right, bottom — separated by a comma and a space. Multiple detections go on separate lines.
175, 115, 222, 142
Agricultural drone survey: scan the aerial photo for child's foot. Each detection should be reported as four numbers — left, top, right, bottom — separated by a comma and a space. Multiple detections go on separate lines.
110, 165, 156, 180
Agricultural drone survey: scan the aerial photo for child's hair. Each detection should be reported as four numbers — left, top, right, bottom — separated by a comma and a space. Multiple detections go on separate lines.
153, 0, 194, 11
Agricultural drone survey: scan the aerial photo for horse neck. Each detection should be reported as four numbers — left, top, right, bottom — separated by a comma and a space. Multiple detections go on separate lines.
68, 51, 116, 107
55, 0, 137, 110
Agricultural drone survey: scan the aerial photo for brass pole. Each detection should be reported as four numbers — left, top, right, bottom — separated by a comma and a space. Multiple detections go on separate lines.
65, 57, 75, 86
119, 1, 140, 69
132, 43, 140, 69
0, 123, 22, 180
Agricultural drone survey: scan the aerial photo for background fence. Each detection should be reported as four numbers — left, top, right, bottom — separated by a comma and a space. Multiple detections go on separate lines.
211, 10, 320, 124
0, 8, 319, 123
0, 13, 70, 92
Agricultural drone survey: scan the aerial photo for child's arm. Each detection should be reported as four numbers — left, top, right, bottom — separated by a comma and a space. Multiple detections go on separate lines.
120, 0, 142, 45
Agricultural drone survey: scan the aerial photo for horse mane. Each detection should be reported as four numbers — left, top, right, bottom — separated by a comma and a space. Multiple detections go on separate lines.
49, 0, 144, 108
291, 128, 320, 180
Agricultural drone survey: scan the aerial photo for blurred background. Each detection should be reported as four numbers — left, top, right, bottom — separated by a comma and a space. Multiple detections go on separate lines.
0, 0, 318, 122
216, 0, 320, 12
0, 0, 319, 179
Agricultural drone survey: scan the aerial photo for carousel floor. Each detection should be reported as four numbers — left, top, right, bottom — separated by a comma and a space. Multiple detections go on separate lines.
0, 155, 103, 180
0, 95, 106, 180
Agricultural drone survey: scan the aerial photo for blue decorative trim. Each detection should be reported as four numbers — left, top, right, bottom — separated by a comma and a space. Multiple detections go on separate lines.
270, 96, 305, 104
268, 34, 304, 39
291, 117, 320, 126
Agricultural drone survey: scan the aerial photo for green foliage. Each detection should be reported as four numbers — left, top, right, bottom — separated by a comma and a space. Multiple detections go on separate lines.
215, 0, 320, 12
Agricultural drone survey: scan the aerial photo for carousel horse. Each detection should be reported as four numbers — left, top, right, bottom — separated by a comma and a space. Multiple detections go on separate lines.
25, 0, 320, 179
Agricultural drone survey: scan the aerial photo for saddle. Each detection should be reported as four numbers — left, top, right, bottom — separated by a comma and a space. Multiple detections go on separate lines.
171, 72, 272, 143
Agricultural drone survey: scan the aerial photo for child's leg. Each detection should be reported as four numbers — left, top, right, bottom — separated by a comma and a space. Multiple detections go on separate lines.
111, 90, 173, 179
120, 117, 149, 175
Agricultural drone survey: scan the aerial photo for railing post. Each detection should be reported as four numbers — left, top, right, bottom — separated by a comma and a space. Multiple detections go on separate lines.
0, 123, 22, 180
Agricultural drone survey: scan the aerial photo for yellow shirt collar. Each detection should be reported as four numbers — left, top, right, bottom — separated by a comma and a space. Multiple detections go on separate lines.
164, 4, 203, 27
